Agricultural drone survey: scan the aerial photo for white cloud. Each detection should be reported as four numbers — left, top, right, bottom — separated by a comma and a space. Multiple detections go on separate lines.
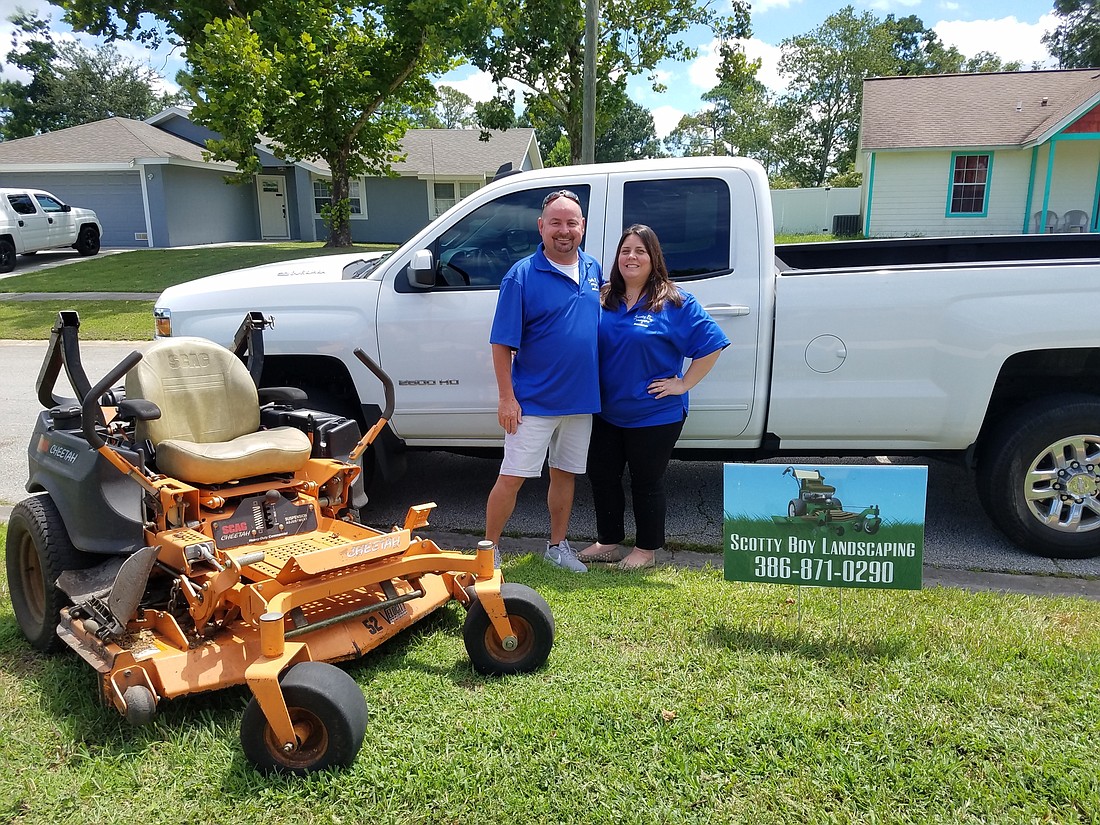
686, 37, 787, 96
749, 0, 804, 12
651, 104, 687, 139
934, 14, 1060, 67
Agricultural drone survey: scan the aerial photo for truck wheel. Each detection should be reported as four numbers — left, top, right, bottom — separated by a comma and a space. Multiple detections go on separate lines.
75, 226, 100, 257
0, 239, 15, 273
464, 583, 555, 676
240, 662, 368, 775
5, 494, 91, 652
976, 394, 1100, 558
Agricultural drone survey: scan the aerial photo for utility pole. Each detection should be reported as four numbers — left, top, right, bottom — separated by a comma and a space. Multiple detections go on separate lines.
581, 0, 598, 164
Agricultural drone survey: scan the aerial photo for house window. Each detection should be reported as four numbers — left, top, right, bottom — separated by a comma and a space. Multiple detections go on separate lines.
313, 179, 363, 217
432, 181, 481, 217
947, 153, 991, 216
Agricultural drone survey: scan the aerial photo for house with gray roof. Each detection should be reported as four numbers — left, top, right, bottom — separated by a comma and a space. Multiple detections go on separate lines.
858, 69, 1100, 237
0, 107, 541, 248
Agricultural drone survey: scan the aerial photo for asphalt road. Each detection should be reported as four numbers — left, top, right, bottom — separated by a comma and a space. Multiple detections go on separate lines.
5, 339, 1100, 582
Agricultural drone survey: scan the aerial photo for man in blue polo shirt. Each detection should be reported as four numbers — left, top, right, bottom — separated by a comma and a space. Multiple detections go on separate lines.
484, 189, 602, 572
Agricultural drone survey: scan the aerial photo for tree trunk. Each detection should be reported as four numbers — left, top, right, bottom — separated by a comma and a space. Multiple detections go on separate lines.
326, 151, 354, 248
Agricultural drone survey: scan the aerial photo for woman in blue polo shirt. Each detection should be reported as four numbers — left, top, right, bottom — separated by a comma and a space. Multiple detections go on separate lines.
579, 224, 729, 570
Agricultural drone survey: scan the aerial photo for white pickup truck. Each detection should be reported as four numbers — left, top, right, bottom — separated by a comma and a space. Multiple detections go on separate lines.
0, 188, 102, 273
154, 156, 1100, 560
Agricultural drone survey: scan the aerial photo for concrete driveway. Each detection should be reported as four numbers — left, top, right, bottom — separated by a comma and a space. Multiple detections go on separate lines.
0, 248, 128, 280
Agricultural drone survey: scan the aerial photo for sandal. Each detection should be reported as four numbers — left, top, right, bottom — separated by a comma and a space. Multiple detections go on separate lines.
577, 542, 628, 563
615, 549, 656, 571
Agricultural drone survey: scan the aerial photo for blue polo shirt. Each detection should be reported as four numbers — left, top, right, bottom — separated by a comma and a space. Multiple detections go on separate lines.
597, 290, 730, 427
490, 244, 603, 415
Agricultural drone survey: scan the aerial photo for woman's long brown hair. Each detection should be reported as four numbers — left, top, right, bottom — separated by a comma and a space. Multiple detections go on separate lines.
601, 223, 684, 312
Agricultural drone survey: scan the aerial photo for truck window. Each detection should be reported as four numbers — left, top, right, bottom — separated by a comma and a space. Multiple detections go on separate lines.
7, 194, 36, 215
33, 194, 65, 213
622, 178, 731, 279
402, 185, 592, 291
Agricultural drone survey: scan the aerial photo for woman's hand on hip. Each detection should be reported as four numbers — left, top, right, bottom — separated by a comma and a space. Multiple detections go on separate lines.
648, 376, 687, 399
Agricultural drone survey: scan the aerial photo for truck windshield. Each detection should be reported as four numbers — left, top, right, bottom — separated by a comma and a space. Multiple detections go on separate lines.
424, 185, 593, 290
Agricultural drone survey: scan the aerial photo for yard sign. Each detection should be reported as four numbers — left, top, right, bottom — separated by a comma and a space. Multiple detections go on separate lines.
724, 463, 927, 591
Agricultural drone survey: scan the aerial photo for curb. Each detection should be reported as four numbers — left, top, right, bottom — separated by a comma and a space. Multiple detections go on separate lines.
0, 292, 159, 301
2, 507, 1096, 601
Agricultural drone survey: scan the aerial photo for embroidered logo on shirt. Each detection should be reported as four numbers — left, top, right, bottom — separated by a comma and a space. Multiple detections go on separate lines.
634, 313, 655, 327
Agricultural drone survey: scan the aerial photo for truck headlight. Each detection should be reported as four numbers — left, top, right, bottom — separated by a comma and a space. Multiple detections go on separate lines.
153, 307, 172, 337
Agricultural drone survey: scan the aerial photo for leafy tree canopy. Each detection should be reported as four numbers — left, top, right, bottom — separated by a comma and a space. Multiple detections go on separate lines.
1043, 0, 1100, 68
0, 10, 184, 140
55, 0, 496, 246
470, 0, 749, 164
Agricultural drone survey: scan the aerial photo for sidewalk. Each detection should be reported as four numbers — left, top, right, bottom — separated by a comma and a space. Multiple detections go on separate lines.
0, 292, 158, 301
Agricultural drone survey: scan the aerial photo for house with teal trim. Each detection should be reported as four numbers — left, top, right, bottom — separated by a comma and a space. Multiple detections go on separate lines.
857, 69, 1100, 237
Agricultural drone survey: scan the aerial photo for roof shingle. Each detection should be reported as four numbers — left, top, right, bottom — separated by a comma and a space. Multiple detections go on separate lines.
861, 69, 1100, 151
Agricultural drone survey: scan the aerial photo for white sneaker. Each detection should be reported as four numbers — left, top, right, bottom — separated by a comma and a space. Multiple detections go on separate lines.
544, 539, 587, 573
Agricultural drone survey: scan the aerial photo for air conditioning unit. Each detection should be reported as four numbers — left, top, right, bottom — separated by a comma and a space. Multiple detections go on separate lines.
831, 214, 861, 236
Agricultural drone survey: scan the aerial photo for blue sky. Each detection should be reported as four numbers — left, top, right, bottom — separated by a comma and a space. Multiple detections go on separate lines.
0, 0, 1062, 139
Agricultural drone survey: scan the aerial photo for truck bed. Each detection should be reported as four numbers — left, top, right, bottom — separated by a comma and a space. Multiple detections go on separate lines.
776, 233, 1100, 271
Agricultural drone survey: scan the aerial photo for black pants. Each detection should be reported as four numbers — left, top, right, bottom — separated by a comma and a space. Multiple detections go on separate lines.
587, 413, 685, 550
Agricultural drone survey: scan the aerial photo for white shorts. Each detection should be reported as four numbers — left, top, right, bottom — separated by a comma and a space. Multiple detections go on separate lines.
500, 414, 593, 478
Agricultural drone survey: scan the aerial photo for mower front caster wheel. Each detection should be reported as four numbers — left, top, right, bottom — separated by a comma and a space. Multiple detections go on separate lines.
463, 583, 555, 675
240, 662, 368, 775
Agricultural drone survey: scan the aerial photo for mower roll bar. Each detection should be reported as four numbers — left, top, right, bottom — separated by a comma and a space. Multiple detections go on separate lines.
82, 351, 143, 450
37, 311, 94, 408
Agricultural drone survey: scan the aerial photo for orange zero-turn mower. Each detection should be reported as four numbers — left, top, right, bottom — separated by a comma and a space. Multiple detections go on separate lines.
6, 311, 554, 775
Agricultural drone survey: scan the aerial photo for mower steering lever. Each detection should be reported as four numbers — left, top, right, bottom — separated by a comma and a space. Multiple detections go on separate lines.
82, 351, 143, 449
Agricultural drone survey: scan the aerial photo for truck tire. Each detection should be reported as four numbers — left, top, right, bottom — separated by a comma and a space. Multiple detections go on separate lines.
976, 394, 1100, 558
0, 239, 15, 273
75, 226, 100, 257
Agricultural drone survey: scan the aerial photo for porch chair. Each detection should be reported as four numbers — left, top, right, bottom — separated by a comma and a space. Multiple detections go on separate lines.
1063, 210, 1090, 233
1033, 210, 1059, 233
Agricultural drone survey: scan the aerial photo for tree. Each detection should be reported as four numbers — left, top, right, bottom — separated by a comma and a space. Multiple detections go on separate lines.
57, 0, 493, 246
880, 14, 967, 75
527, 88, 661, 165
397, 85, 477, 129
0, 11, 184, 140
470, 0, 749, 165
774, 7, 895, 186
1044, 0, 1100, 68
666, 42, 777, 167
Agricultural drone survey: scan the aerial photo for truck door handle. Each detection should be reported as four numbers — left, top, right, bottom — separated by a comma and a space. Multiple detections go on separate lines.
48, 218, 53, 224
704, 304, 750, 317
17, 220, 23, 227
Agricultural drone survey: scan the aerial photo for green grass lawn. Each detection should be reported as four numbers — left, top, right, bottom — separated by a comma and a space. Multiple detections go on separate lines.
0, 242, 392, 294
1, 541, 1097, 824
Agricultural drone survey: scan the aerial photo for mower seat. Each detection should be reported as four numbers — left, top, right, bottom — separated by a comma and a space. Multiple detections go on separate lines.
125, 337, 312, 485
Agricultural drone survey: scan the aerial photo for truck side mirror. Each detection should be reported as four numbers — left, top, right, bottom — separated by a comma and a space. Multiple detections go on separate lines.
61, 204, 71, 213
407, 249, 435, 290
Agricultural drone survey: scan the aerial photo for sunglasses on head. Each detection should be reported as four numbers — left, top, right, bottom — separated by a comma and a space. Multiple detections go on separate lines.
542, 189, 581, 208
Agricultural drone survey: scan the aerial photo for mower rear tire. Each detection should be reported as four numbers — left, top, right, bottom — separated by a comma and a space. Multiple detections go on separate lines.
6, 494, 91, 652
464, 583, 554, 676
240, 662, 367, 775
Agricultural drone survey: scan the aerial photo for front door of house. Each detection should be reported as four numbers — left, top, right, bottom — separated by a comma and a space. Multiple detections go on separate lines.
257, 175, 289, 239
